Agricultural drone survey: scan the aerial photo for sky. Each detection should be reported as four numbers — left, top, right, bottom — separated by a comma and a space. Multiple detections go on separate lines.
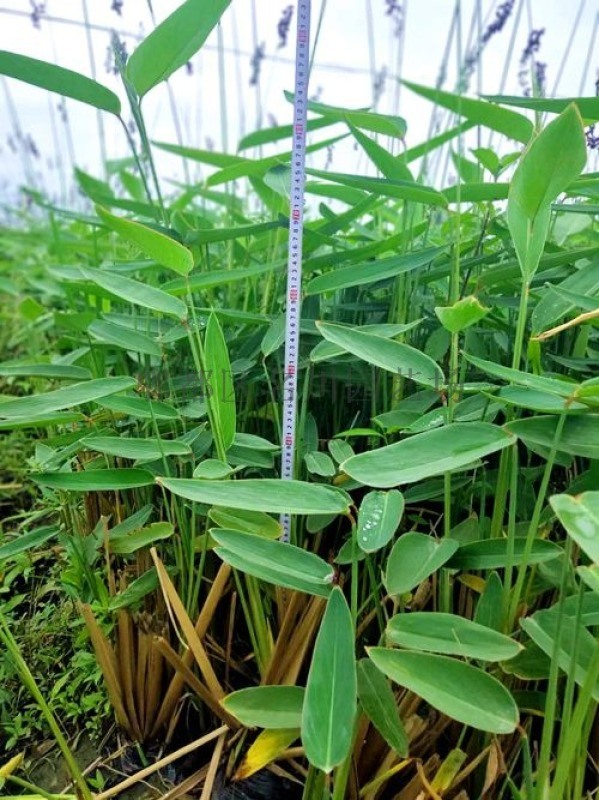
0, 0, 598, 206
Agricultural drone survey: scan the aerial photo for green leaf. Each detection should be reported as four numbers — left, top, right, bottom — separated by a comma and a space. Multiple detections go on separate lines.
385, 533, 458, 595
311, 323, 420, 363
435, 296, 489, 334
158, 478, 350, 515
88, 319, 162, 357
0, 50, 121, 114
81, 268, 187, 319
484, 95, 599, 123
356, 658, 408, 757
368, 649, 519, 734
507, 415, 599, 460
521, 610, 599, 701
304, 451, 336, 478
306, 168, 447, 206
96, 207, 193, 276
205, 311, 236, 450
357, 490, 404, 553
316, 322, 444, 390
342, 423, 514, 488
110, 522, 174, 554
290, 93, 407, 138
474, 572, 504, 631
0, 526, 59, 562
109, 568, 159, 611
223, 686, 305, 729
508, 105, 587, 279
447, 538, 562, 570
82, 436, 191, 461
550, 492, 599, 565
126, 0, 232, 97
0, 412, 85, 431
402, 80, 533, 144
0, 376, 136, 419
35, 469, 154, 491
193, 459, 234, 479
302, 588, 357, 773
98, 395, 179, 420
465, 353, 576, 398
306, 247, 445, 295
386, 612, 522, 661
212, 529, 334, 597
208, 508, 282, 539
348, 124, 413, 181
0, 363, 91, 380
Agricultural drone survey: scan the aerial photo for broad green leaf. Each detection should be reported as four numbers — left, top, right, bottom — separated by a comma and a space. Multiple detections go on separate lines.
465, 353, 577, 398
302, 588, 357, 773
368, 648, 519, 734
0, 376, 135, 419
579, 566, 599, 594
493, 387, 587, 414
289, 93, 407, 138
306, 247, 445, 295
165, 262, 284, 296
126, 0, 232, 97
35, 469, 154, 491
447, 538, 562, 570
507, 415, 599, 459
110, 522, 174, 554
205, 312, 236, 450
443, 182, 509, 204
109, 568, 159, 611
316, 322, 444, 389
508, 105, 586, 279
521, 610, 599, 701
81, 268, 187, 319
238, 116, 335, 150
403, 80, 533, 143
550, 492, 599, 565
193, 459, 234, 479
484, 95, 599, 122
348, 124, 413, 181
474, 572, 504, 631
0, 363, 91, 380
82, 436, 191, 461
435, 296, 489, 333
96, 207, 193, 276
0, 50, 120, 114
385, 533, 458, 595
88, 319, 162, 357
342, 423, 514, 488
0, 412, 84, 431
0, 526, 59, 561
531, 259, 599, 335
159, 478, 350, 515
206, 136, 346, 187
208, 508, 282, 539
223, 686, 304, 729
311, 322, 420, 363
306, 168, 447, 206
386, 612, 521, 661
357, 490, 404, 553
212, 529, 334, 597
356, 658, 408, 757
304, 451, 336, 478
99, 395, 179, 420
261, 314, 285, 357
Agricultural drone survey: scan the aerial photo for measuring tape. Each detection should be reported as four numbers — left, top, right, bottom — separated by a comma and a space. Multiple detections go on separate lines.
280, 0, 311, 541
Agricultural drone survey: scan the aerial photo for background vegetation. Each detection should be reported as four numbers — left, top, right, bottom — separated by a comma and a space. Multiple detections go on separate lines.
0, 1, 599, 798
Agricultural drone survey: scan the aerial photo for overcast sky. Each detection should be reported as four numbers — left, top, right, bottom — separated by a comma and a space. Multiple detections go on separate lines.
0, 0, 597, 205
